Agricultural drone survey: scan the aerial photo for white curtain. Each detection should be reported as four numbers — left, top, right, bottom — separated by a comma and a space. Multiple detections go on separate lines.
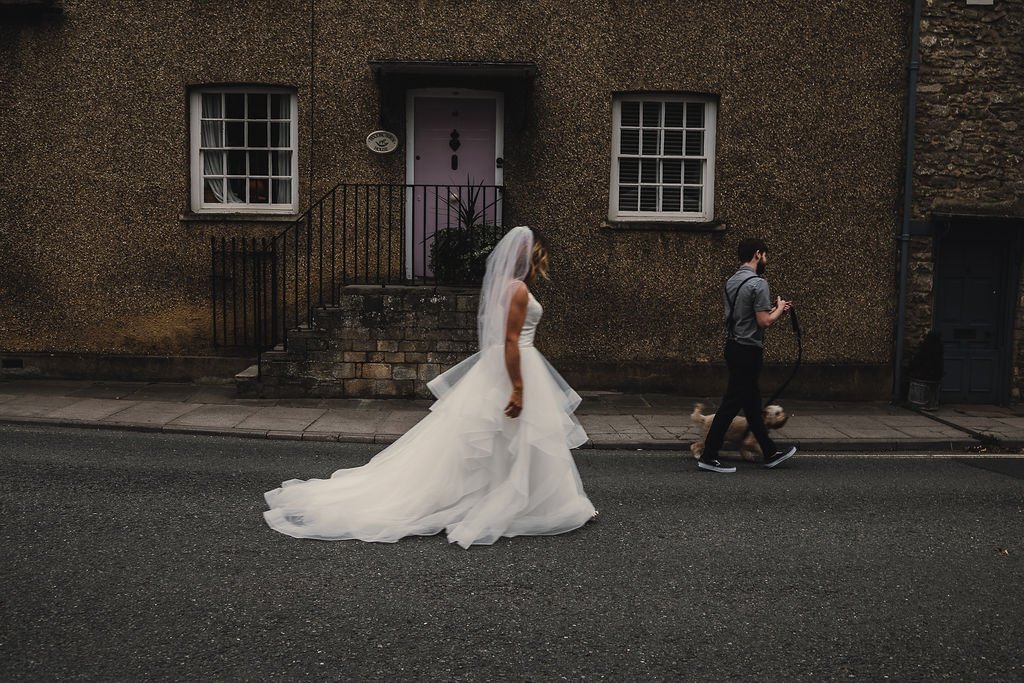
200, 94, 243, 203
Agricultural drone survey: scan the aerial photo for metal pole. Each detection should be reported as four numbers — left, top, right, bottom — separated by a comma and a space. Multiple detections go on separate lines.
893, 0, 924, 403
210, 236, 218, 346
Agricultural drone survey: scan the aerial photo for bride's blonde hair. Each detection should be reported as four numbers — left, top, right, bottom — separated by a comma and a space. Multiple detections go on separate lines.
528, 240, 550, 282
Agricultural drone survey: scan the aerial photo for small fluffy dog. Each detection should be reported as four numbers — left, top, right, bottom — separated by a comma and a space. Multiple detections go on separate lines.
690, 403, 789, 462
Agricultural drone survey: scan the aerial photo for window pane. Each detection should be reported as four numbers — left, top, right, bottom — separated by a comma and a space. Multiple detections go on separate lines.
271, 122, 290, 148
272, 178, 292, 204
621, 101, 640, 127
642, 101, 660, 127
664, 102, 684, 127
620, 129, 639, 155
685, 130, 704, 156
227, 150, 246, 175
227, 178, 246, 203
640, 186, 658, 211
684, 159, 703, 185
203, 151, 224, 175
271, 151, 292, 176
248, 121, 268, 148
683, 187, 702, 212
204, 178, 224, 203
225, 93, 245, 119
271, 94, 290, 119
686, 102, 705, 128
248, 93, 268, 119
249, 151, 269, 175
226, 121, 245, 147
201, 93, 221, 119
618, 186, 638, 212
662, 186, 681, 212
662, 159, 682, 185
640, 159, 657, 183
249, 178, 270, 203
641, 129, 659, 156
201, 120, 222, 148
618, 158, 639, 183
663, 129, 683, 156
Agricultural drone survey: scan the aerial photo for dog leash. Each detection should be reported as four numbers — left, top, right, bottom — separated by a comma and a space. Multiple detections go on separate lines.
765, 305, 802, 406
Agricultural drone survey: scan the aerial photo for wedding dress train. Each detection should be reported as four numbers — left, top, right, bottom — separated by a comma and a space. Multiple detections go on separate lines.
263, 291, 596, 548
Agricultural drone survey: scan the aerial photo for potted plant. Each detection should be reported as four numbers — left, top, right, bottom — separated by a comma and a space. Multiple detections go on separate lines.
429, 181, 506, 285
430, 224, 504, 284
906, 330, 944, 410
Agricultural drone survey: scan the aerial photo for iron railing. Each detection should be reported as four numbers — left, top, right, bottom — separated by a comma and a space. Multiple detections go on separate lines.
211, 182, 505, 349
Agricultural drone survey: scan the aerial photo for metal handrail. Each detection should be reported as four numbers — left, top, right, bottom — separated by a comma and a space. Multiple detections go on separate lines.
211, 183, 505, 350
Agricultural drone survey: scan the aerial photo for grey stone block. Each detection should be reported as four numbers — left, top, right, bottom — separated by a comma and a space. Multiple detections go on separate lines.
392, 364, 418, 381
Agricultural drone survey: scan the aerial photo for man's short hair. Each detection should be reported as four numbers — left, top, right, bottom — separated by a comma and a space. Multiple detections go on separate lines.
737, 238, 769, 262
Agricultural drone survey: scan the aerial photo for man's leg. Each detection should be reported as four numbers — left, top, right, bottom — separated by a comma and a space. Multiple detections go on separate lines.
737, 368, 774, 458
701, 391, 743, 459
738, 345, 798, 467
699, 342, 746, 470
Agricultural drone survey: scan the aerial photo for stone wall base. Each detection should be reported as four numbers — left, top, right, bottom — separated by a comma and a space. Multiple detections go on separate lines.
242, 280, 893, 400
245, 285, 480, 399
553, 359, 892, 401
0, 352, 253, 384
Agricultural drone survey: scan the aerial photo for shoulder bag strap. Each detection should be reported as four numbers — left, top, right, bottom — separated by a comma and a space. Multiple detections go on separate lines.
725, 275, 762, 340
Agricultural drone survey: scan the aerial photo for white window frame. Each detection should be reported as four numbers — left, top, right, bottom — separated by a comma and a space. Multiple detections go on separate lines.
189, 87, 299, 214
609, 94, 717, 223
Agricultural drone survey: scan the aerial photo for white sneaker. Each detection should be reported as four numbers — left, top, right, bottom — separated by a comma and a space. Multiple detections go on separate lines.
697, 458, 737, 473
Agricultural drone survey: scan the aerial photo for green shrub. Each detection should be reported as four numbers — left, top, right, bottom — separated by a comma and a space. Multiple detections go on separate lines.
429, 225, 506, 285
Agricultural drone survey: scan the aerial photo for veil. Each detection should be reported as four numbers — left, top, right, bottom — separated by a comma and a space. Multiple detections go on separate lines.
477, 226, 534, 351
426, 225, 533, 398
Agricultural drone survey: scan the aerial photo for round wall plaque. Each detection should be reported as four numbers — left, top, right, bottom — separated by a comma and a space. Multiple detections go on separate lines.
366, 130, 399, 154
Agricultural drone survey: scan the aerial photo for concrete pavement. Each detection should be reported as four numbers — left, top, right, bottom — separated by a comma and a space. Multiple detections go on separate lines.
2, 378, 1023, 452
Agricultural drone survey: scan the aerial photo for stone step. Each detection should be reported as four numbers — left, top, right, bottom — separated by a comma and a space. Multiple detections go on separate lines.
234, 364, 261, 399
235, 364, 259, 380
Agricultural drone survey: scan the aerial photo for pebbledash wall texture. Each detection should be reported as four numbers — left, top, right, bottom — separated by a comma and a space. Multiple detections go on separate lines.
905, 0, 1024, 401
1, 1, 910, 398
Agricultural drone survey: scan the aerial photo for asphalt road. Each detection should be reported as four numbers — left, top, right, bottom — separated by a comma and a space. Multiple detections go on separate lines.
1, 425, 1022, 682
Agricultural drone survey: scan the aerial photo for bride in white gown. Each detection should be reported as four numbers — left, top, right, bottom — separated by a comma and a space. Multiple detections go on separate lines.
263, 226, 597, 548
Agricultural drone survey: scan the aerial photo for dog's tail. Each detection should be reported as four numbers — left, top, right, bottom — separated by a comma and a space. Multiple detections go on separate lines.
690, 403, 706, 425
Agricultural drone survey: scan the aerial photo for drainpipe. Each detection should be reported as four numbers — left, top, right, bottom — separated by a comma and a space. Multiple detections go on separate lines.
308, 0, 316, 210
893, 0, 924, 403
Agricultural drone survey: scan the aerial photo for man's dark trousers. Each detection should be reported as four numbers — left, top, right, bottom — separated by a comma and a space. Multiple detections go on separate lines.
703, 339, 777, 459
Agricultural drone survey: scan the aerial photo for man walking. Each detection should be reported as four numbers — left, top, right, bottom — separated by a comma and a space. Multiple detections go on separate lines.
698, 238, 798, 473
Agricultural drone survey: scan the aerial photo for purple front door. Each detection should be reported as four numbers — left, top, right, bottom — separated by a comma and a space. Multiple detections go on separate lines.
408, 92, 502, 278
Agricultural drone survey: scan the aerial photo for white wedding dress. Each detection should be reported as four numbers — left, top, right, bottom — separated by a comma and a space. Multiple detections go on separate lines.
263, 291, 596, 548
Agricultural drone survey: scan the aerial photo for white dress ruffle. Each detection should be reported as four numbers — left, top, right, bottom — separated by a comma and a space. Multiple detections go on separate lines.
263, 294, 595, 548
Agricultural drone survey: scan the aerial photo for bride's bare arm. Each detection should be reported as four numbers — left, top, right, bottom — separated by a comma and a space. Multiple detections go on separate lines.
503, 282, 529, 418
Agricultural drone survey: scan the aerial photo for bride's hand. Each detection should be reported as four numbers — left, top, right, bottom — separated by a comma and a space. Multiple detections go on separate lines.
504, 388, 523, 418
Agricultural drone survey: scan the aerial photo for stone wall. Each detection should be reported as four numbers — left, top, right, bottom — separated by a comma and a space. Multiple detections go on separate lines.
903, 236, 936, 354
244, 286, 478, 398
907, 0, 1024, 400
913, 0, 1024, 219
